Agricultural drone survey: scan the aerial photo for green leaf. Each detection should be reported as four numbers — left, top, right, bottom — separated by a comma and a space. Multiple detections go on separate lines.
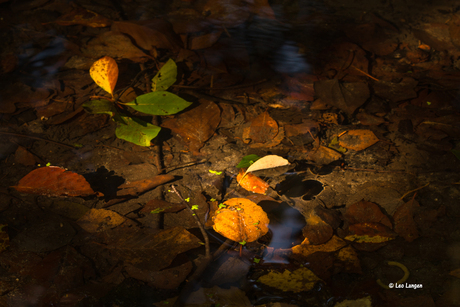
124, 91, 192, 116
152, 59, 177, 91
236, 154, 261, 168
115, 116, 161, 147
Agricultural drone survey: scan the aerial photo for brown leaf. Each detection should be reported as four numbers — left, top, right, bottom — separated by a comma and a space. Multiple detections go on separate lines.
13, 166, 95, 197
82, 31, 150, 62
116, 175, 175, 197
344, 200, 392, 228
248, 0, 276, 19
55, 6, 112, 27
212, 198, 270, 242
14, 146, 37, 166
393, 198, 420, 242
336, 245, 362, 274
107, 226, 201, 271
112, 20, 182, 52
302, 211, 334, 245
292, 235, 347, 257
77, 209, 126, 233
338, 129, 379, 151
314, 79, 370, 115
305, 146, 342, 165
202, 0, 251, 28
188, 31, 222, 50
140, 199, 186, 214
162, 100, 221, 154
243, 111, 278, 144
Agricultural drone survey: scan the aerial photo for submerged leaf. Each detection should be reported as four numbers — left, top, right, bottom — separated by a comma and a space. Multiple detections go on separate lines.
115, 116, 161, 146
124, 91, 191, 115
89, 56, 118, 97
152, 59, 177, 91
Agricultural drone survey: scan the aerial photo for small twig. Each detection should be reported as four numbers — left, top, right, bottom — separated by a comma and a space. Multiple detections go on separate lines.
399, 183, 429, 200
352, 65, 380, 81
171, 185, 210, 259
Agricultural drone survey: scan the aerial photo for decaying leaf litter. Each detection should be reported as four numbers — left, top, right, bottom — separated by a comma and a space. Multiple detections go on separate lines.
1, 0, 460, 306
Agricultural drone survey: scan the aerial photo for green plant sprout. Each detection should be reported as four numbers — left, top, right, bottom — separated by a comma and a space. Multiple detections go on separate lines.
185, 197, 190, 202
218, 203, 226, 209
253, 258, 260, 263
209, 170, 222, 175
83, 59, 191, 147
150, 208, 165, 214
191, 205, 198, 210
239, 240, 246, 245
210, 198, 216, 202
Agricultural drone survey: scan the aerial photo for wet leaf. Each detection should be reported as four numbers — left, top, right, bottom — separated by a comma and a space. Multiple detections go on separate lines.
258, 267, 322, 292
13, 166, 95, 197
210, 255, 251, 285
90, 56, 118, 98
344, 200, 393, 228
125, 260, 192, 289
302, 211, 333, 245
15, 146, 37, 166
241, 154, 289, 180
236, 168, 269, 194
115, 116, 161, 147
107, 226, 201, 271
338, 129, 379, 151
77, 209, 126, 233
306, 145, 342, 165
344, 222, 396, 243
55, 6, 112, 27
393, 198, 420, 242
124, 91, 191, 115
242, 111, 278, 144
292, 235, 347, 257
151, 59, 177, 91
212, 198, 270, 242
117, 175, 175, 197
112, 20, 182, 51
337, 245, 362, 274
0, 224, 9, 254
162, 100, 221, 153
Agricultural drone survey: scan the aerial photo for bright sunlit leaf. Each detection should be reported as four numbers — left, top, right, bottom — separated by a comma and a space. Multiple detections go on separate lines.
90, 56, 118, 98
152, 59, 177, 91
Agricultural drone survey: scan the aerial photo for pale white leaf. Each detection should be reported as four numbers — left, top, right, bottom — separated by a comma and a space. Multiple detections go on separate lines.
242, 155, 289, 179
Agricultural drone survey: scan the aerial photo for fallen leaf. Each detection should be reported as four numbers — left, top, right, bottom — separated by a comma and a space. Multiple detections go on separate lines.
202, 0, 251, 28
77, 209, 126, 233
13, 166, 95, 197
344, 200, 392, 228
112, 20, 182, 52
14, 146, 37, 166
116, 175, 175, 197
55, 6, 112, 27
258, 267, 322, 292
212, 198, 270, 242
82, 31, 150, 63
161, 100, 221, 154
242, 111, 278, 144
89, 56, 118, 98
292, 235, 347, 257
338, 129, 379, 151
314, 79, 370, 115
336, 245, 362, 274
344, 222, 396, 243
305, 145, 342, 165
302, 211, 333, 245
241, 154, 289, 180
125, 260, 192, 289
393, 198, 420, 242
107, 226, 201, 271
236, 168, 269, 194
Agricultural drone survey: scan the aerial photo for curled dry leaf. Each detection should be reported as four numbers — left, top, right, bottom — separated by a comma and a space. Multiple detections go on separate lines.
90, 56, 118, 97
236, 169, 269, 194
212, 198, 269, 242
241, 154, 289, 181
13, 166, 95, 197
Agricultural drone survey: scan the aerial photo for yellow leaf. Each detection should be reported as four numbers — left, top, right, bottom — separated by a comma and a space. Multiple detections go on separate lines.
90, 56, 119, 97
258, 267, 322, 292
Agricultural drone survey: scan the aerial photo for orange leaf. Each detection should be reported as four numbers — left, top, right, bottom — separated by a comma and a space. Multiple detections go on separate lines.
338, 129, 379, 151
212, 198, 269, 242
13, 166, 95, 197
236, 169, 269, 194
243, 111, 279, 144
90, 56, 119, 97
